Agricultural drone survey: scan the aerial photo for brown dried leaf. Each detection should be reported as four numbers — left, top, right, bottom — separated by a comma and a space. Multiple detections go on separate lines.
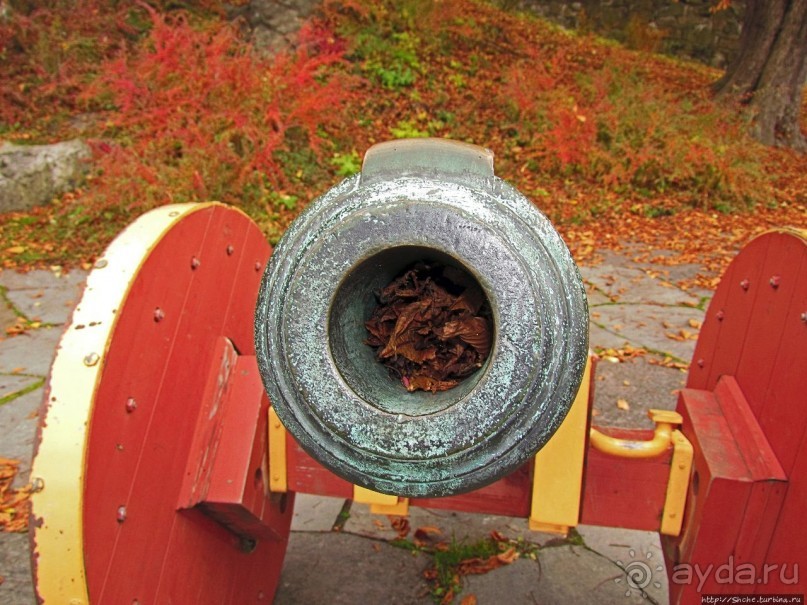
439, 317, 491, 357
379, 300, 431, 357
489, 530, 507, 542
378, 267, 419, 302
648, 357, 689, 370
442, 359, 481, 380
404, 375, 458, 393
395, 343, 437, 364
414, 525, 443, 544
496, 547, 519, 564
366, 262, 492, 392
0, 458, 31, 533
457, 556, 500, 575
389, 516, 410, 539
457, 548, 518, 576
450, 285, 485, 315
427, 282, 456, 309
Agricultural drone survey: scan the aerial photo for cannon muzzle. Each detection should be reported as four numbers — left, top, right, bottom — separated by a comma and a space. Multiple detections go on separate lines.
254, 139, 588, 497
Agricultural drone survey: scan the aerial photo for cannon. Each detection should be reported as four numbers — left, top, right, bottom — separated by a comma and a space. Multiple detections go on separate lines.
254, 139, 589, 497
28, 139, 807, 604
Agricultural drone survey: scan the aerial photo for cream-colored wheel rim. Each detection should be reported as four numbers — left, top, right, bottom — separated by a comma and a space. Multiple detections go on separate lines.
29, 203, 226, 603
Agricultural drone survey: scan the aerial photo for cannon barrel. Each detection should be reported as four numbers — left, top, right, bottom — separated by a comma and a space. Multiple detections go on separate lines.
254, 139, 588, 497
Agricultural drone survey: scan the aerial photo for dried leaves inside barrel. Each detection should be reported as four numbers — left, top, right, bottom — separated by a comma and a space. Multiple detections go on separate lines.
365, 262, 493, 393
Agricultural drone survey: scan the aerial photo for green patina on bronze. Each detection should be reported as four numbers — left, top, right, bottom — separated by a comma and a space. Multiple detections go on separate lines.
254, 139, 589, 497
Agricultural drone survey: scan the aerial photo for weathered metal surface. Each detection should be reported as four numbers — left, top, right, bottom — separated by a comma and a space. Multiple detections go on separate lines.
30, 203, 293, 604
255, 138, 589, 497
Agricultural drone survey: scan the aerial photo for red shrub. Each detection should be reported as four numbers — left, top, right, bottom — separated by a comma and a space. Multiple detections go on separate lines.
84, 7, 356, 211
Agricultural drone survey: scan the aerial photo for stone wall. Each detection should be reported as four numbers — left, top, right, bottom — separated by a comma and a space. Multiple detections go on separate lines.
514, 0, 745, 68
227, 0, 320, 54
0, 140, 90, 213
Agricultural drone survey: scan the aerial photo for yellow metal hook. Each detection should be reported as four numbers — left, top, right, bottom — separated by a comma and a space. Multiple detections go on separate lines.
589, 409, 682, 458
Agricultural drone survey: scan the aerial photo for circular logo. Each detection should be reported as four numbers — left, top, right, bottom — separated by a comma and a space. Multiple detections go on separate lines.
623, 560, 653, 589
615, 549, 664, 599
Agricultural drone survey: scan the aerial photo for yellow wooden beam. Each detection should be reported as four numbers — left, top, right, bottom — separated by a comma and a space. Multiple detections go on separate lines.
353, 486, 409, 515
660, 429, 693, 536
267, 406, 287, 493
529, 354, 592, 535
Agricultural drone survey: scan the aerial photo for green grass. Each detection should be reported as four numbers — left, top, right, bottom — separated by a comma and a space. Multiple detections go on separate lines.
0, 377, 45, 407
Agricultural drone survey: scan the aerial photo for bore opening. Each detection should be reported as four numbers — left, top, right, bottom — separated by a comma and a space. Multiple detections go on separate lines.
365, 261, 492, 392
328, 246, 495, 417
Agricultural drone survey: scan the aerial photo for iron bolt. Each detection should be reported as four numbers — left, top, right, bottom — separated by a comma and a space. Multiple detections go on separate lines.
153, 307, 165, 322
254, 261, 262, 272
239, 537, 257, 553
769, 275, 781, 288
83, 352, 100, 367
190, 256, 201, 270
125, 397, 137, 413
697, 359, 705, 368
226, 244, 235, 256
716, 310, 725, 321
116, 505, 127, 523
801, 312, 807, 323
740, 279, 750, 291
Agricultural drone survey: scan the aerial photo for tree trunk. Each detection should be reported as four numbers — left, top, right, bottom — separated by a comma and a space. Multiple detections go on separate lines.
714, 0, 807, 151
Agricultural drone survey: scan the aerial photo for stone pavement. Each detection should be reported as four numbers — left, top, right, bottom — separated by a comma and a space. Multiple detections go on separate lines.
0, 247, 709, 604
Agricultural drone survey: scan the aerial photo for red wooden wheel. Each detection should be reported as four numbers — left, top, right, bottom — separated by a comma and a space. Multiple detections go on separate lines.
665, 227, 807, 602
31, 203, 294, 604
